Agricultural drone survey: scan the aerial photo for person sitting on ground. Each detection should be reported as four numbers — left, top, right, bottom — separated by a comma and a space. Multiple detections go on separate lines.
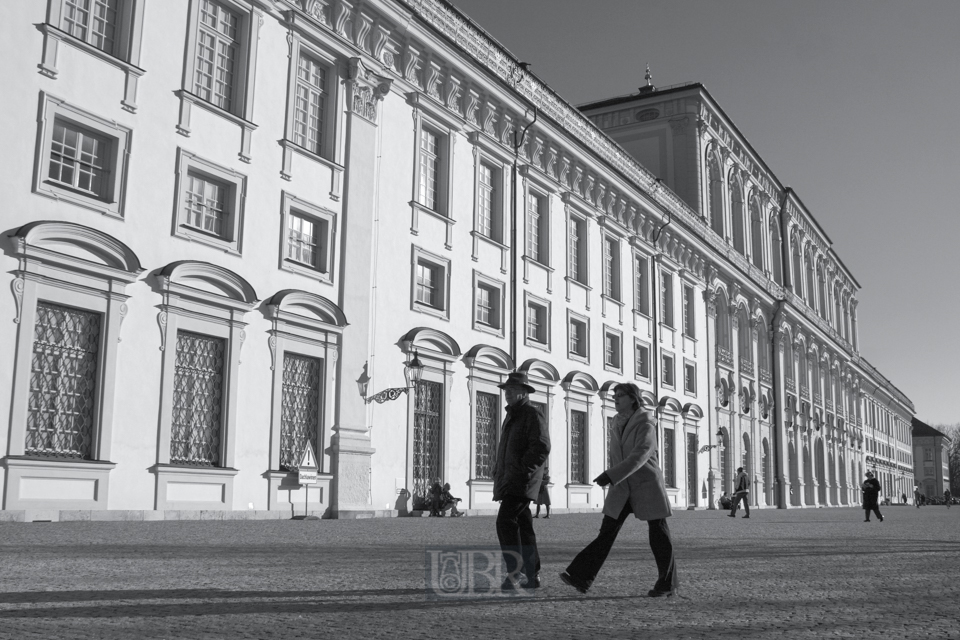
438, 483, 464, 517
718, 492, 733, 511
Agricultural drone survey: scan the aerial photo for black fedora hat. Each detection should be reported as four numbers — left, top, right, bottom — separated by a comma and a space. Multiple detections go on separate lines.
498, 371, 536, 394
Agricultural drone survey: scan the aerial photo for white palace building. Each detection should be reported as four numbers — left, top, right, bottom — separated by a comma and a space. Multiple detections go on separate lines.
0, 0, 915, 521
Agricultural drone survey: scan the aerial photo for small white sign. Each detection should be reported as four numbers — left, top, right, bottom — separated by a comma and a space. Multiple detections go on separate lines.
298, 469, 318, 485
298, 443, 318, 486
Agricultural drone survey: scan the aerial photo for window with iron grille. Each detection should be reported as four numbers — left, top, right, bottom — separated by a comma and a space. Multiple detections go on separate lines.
413, 380, 443, 505
293, 52, 327, 156
194, 0, 240, 112
61, 0, 121, 55
526, 191, 548, 264
26, 302, 101, 459
663, 426, 676, 487
635, 342, 650, 379
279, 353, 321, 471
603, 236, 620, 300
570, 409, 587, 484
635, 255, 650, 315
171, 331, 225, 466
568, 216, 586, 283
474, 391, 499, 479
683, 284, 696, 338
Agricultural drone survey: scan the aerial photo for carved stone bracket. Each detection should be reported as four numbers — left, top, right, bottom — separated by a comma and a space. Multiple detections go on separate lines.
157, 311, 168, 351
11, 275, 24, 323
117, 302, 128, 342
268, 334, 278, 371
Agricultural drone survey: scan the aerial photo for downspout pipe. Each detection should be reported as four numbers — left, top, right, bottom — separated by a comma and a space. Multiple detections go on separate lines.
650, 212, 671, 441
772, 187, 791, 507
509, 108, 537, 367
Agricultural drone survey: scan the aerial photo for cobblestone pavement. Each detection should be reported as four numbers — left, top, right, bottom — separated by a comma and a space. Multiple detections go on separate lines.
1, 506, 958, 640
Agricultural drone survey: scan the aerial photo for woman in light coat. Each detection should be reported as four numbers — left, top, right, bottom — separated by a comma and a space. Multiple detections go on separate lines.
560, 382, 678, 597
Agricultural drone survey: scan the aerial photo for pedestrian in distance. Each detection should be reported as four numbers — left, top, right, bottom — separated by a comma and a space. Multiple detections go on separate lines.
533, 470, 551, 519
945, 489, 952, 509
901, 492, 907, 505
728, 467, 750, 518
559, 382, 679, 598
862, 471, 883, 522
439, 483, 464, 517
492, 371, 550, 592
914, 485, 922, 508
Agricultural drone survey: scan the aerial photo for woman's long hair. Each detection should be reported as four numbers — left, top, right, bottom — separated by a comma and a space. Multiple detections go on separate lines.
613, 382, 643, 413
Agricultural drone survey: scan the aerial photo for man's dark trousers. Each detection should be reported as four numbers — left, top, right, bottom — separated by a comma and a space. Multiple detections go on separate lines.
496, 495, 540, 581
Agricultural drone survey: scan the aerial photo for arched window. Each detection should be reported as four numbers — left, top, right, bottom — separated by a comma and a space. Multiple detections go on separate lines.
805, 250, 816, 309
769, 223, 783, 285
714, 289, 732, 352
731, 176, 745, 254
833, 286, 842, 333
756, 318, 770, 374
707, 146, 724, 236
737, 306, 752, 365
791, 238, 803, 299
750, 195, 764, 270
784, 332, 795, 384
817, 264, 827, 319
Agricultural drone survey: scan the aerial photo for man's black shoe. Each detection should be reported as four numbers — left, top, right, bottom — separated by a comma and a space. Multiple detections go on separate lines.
648, 588, 677, 598
524, 573, 542, 589
559, 571, 590, 594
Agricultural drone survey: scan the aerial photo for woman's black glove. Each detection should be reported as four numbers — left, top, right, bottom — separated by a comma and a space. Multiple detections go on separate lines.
594, 472, 612, 487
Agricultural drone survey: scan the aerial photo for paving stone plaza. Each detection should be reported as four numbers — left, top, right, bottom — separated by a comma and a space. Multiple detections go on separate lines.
1, 507, 957, 639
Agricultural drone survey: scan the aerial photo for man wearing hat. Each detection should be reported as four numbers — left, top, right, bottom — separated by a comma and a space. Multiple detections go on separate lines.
861, 470, 883, 522
493, 371, 550, 591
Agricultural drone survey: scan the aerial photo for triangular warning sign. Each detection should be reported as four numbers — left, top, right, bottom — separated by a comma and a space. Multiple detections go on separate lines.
298, 443, 318, 471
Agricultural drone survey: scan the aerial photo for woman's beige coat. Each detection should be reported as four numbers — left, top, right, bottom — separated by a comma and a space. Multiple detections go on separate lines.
602, 407, 672, 521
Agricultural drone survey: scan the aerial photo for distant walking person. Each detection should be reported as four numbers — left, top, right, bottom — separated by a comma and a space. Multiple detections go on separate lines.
914, 485, 922, 508
728, 467, 750, 519
945, 489, 952, 508
862, 471, 883, 522
559, 382, 678, 598
534, 471, 551, 519
493, 371, 550, 591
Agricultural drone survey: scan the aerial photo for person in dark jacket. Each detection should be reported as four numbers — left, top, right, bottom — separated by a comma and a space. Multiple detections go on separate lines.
862, 471, 883, 522
534, 471, 551, 518
493, 371, 550, 591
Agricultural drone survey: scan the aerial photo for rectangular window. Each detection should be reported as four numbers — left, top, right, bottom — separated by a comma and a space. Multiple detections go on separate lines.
62, 0, 121, 55
526, 302, 547, 344
184, 172, 228, 238
684, 361, 697, 394
171, 331, 225, 466
26, 302, 101, 459
526, 191, 548, 264
418, 127, 440, 211
286, 212, 328, 271
663, 427, 676, 488
474, 391, 499, 479
568, 216, 586, 283
570, 409, 587, 484
604, 332, 621, 369
416, 261, 440, 308
661, 272, 675, 328
635, 255, 650, 315
47, 119, 111, 198
569, 318, 587, 358
604, 237, 620, 300
475, 283, 501, 329
279, 353, 321, 471
635, 342, 650, 379
477, 161, 500, 239
194, 0, 240, 112
683, 284, 696, 338
293, 53, 327, 155
662, 353, 675, 388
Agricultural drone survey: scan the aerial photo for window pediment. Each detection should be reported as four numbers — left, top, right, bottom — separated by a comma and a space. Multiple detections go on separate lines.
12, 221, 143, 282
561, 370, 598, 394
462, 344, 513, 372
518, 358, 560, 384
401, 327, 461, 359
158, 261, 258, 310
265, 289, 347, 332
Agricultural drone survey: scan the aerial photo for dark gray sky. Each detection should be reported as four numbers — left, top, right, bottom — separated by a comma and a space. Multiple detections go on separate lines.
448, 0, 960, 425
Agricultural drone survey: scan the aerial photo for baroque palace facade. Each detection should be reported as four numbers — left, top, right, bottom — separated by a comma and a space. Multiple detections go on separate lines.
0, 0, 914, 520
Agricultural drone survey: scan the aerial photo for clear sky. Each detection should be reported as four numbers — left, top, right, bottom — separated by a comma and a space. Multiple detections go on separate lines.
448, 0, 960, 426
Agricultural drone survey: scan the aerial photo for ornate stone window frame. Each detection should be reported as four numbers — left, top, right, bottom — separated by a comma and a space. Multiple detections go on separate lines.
176, 0, 262, 163
33, 92, 133, 220
3, 221, 143, 511
468, 130, 511, 271
561, 370, 599, 507
472, 269, 505, 337
634, 339, 652, 382
263, 289, 346, 515
462, 344, 514, 508
151, 260, 258, 511
520, 166, 555, 290
172, 148, 248, 255
279, 26, 346, 199
567, 309, 590, 364
602, 324, 623, 374
523, 290, 551, 351
408, 92, 460, 248
278, 191, 337, 284
38, 0, 147, 112
411, 245, 451, 321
